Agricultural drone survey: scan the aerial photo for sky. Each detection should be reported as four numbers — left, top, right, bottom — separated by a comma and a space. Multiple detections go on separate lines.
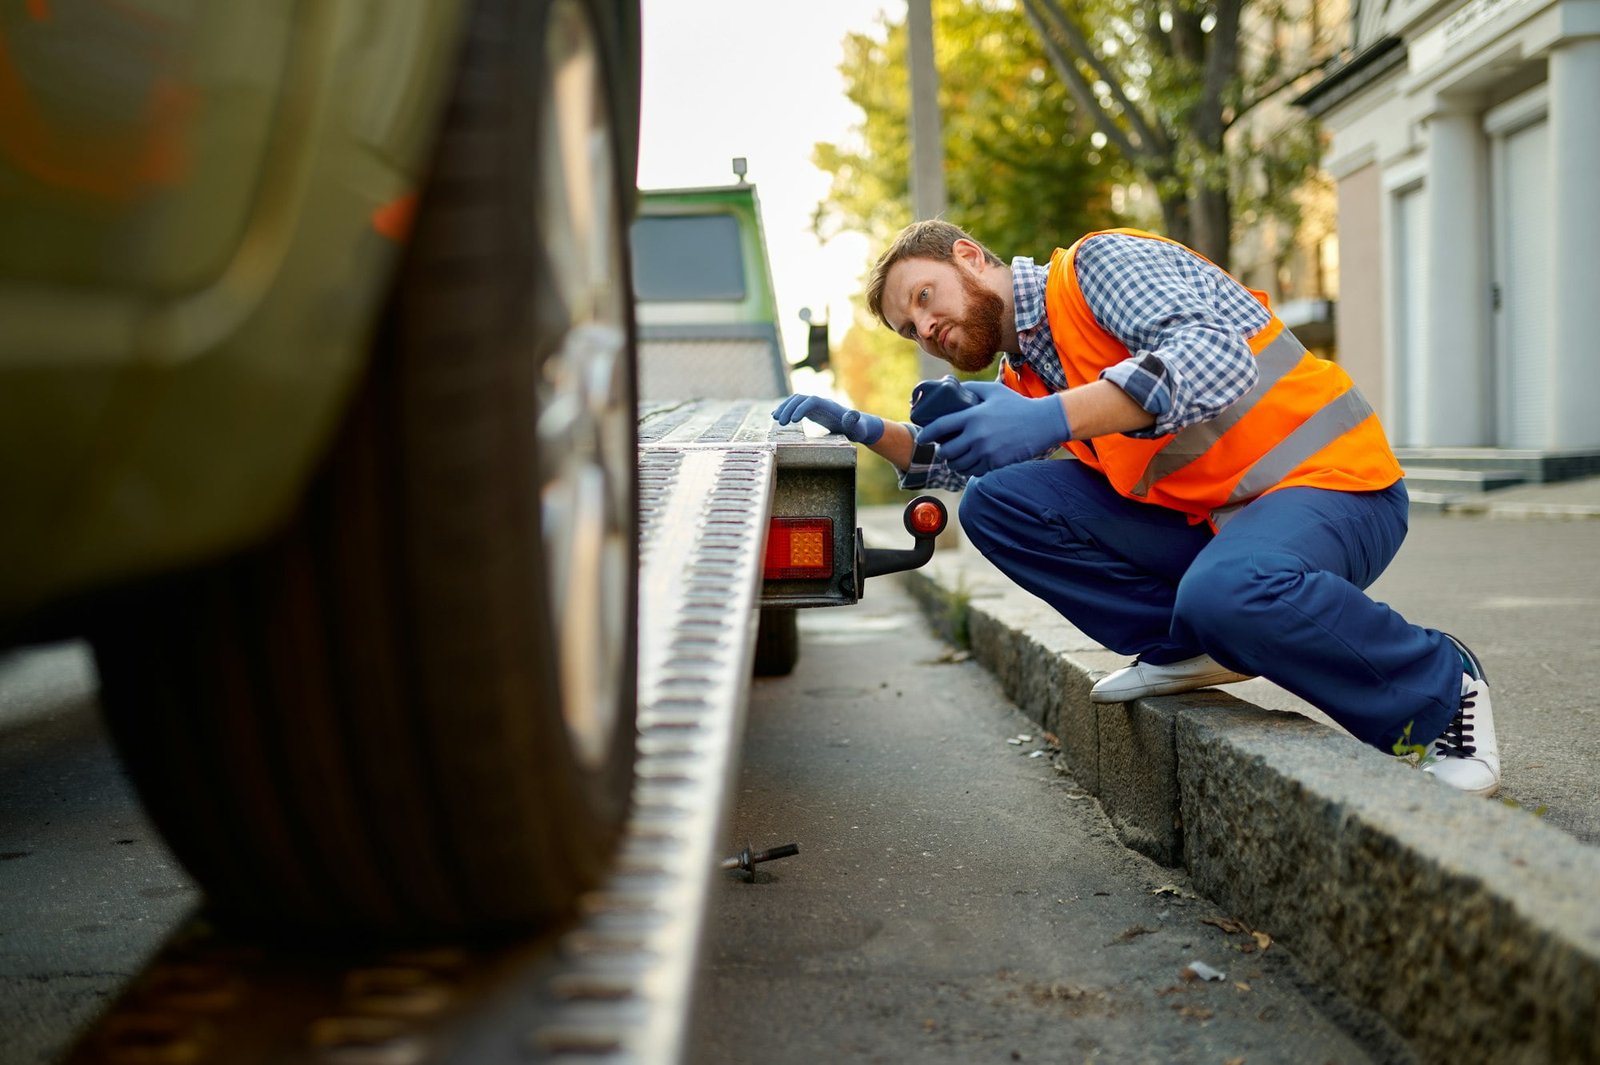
636, 0, 898, 383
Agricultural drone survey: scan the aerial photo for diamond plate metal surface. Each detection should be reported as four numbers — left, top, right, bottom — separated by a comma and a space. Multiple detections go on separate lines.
636, 339, 786, 403
516, 404, 788, 1059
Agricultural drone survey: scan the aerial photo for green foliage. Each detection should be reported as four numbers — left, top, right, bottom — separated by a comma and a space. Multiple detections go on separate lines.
814, 1, 1126, 414
1024, 0, 1336, 266
832, 316, 922, 501
941, 573, 973, 649
813, 0, 1127, 267
1498, 797, 1551, 818
1390, 721, 1433, 769
855, 444, 908, 506
832, 315, 924, 423
1230, 120, 1324, 237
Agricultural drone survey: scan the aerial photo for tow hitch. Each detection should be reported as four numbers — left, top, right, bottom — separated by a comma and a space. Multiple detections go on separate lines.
856, 495, 949, 595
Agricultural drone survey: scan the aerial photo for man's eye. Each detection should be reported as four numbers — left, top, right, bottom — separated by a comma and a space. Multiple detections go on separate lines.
918, 287, 930, 303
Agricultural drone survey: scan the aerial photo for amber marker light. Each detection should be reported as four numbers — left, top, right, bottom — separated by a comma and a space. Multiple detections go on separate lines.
909, 499, 946, 536
763, 518, 834, 580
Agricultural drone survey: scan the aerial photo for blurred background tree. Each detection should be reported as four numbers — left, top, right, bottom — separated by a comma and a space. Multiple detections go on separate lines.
1020, 0, 1332, 270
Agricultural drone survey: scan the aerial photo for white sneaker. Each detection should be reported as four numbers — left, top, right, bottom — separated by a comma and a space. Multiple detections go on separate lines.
1089, 654, 1256, 703
1422, 636, 1500, 797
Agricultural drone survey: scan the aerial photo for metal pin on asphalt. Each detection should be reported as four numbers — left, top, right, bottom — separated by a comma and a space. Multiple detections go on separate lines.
719, 842, 799, 880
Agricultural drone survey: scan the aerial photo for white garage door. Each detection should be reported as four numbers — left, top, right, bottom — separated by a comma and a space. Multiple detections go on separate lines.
1494, 117, 1553, 449
1394, 185, 1430, 447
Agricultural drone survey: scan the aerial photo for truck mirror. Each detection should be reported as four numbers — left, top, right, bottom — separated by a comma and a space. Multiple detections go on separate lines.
793, 320, 830, 373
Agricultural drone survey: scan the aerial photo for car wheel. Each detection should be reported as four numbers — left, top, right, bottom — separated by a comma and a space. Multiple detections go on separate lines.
88, 0, 638, 937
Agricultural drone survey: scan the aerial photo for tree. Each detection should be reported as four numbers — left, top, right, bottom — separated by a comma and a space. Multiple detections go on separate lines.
1020, 0, 1331, 269
814, 0, 1127, 411
815, 0, 1125, 261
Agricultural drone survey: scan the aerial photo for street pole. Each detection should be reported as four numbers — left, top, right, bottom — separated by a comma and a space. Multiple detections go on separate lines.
906, 0, 948, 383
906, 0, 961, 546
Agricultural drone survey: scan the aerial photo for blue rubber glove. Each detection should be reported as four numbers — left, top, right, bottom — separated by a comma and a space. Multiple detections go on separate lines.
914, 381, 1070, 477
771, 394, 885, 445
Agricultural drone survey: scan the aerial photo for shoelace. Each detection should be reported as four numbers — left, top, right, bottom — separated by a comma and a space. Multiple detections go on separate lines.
1435, 686, 1479, 758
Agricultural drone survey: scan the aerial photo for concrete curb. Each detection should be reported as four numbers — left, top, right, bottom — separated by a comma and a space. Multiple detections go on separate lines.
1442, 500, 1600, 520
1409, 494, 1600, 519
866, 514, 1600, 1065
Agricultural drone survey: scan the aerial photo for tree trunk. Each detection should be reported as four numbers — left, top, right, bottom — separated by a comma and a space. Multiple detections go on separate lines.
1190, 184, 1231, 270
1158, 192, 1191, 247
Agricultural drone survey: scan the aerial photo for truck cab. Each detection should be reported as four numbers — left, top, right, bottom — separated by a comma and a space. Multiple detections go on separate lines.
631, 166, 793, 402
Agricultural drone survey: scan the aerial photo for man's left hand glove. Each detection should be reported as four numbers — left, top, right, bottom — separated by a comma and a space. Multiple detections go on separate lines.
914, 381, 1070, 477
771, 394, 885, 445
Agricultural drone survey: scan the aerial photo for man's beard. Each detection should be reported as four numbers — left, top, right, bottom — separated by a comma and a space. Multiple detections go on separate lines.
943, 269, 1005, 373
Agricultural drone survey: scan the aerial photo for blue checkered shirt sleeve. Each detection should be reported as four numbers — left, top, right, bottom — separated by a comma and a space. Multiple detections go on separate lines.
895, 423, 966, 491
1075, 233, 1268, 438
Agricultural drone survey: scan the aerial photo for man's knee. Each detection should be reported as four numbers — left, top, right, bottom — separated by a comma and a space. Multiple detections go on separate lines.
956, 468, 1031, 547
1174, 550, 1304, 646
956, 476, 993, 539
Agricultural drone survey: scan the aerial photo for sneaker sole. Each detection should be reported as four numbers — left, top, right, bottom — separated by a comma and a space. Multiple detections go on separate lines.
1424, 766, 1500, 798
1089, 672, 1256, 703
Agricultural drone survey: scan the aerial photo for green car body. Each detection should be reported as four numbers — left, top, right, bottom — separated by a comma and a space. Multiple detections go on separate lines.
1, 0, 649, 938
0, 2, 494, 632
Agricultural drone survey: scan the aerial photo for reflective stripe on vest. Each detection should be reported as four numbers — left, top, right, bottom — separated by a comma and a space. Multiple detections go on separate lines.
1038, 231, 1402, 527
1210, 386, 1377, 527
1129, 329, 1308, 498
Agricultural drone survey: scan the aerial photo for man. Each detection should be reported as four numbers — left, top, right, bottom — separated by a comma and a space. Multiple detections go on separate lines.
773, 221, 1499, 796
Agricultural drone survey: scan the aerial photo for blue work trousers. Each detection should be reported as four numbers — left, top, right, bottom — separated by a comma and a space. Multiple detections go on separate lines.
958, 461, 1461, 751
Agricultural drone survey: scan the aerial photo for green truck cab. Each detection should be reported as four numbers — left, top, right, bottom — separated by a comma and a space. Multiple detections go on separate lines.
632, 170, 793, 402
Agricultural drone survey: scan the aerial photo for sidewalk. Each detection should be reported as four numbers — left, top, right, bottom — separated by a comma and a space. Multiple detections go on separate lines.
1417, 471, 1600, 520
858, 476, 1600, 1065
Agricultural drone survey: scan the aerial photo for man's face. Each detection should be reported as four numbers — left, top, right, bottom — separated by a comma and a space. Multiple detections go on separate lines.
882, 254, 1005, 373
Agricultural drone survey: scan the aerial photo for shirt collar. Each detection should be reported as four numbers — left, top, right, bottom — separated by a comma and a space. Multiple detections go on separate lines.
1010, 256, 1055, 364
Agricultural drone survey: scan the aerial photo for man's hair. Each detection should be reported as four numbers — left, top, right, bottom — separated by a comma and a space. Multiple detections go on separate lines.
866, 219, 1004, 328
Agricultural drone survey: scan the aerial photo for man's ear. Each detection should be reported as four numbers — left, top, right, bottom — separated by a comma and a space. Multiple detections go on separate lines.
951, 237, 986, 273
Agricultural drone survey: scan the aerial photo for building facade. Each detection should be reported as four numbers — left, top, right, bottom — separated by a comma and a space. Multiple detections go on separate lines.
1229, 0, 1347, 359
1299, 0, 1600, 461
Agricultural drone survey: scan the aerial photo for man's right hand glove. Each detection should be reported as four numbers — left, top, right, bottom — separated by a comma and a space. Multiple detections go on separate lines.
772, 394, 885, 445
914, 381, 1069, 477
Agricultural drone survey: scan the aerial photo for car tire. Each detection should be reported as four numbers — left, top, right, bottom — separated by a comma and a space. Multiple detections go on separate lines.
88, 0, 639, 937
752, 607, 800, 677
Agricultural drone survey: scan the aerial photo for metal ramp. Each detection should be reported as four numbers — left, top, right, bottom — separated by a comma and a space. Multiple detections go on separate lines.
63, 404, 783, 1065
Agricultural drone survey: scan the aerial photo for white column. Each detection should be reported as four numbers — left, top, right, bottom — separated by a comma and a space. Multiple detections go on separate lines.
1421, 108, 1492, 445
1548, 36, 1600, 449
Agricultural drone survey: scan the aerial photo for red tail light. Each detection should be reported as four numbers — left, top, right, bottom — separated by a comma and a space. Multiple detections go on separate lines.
763, 518, 833, 579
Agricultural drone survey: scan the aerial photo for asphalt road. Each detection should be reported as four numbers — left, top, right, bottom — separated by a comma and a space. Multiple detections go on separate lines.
686, 581, 1413, 1065
0, 642, 197, 1065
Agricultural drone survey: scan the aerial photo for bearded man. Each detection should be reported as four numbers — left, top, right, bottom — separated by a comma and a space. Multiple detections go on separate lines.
772, 220, 1500, 796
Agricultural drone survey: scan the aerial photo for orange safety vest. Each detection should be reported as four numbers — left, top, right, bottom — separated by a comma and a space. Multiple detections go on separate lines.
1000, 229, 1402, 529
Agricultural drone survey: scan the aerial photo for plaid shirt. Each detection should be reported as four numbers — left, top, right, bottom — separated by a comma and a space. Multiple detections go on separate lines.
903, 232, 1269, 492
